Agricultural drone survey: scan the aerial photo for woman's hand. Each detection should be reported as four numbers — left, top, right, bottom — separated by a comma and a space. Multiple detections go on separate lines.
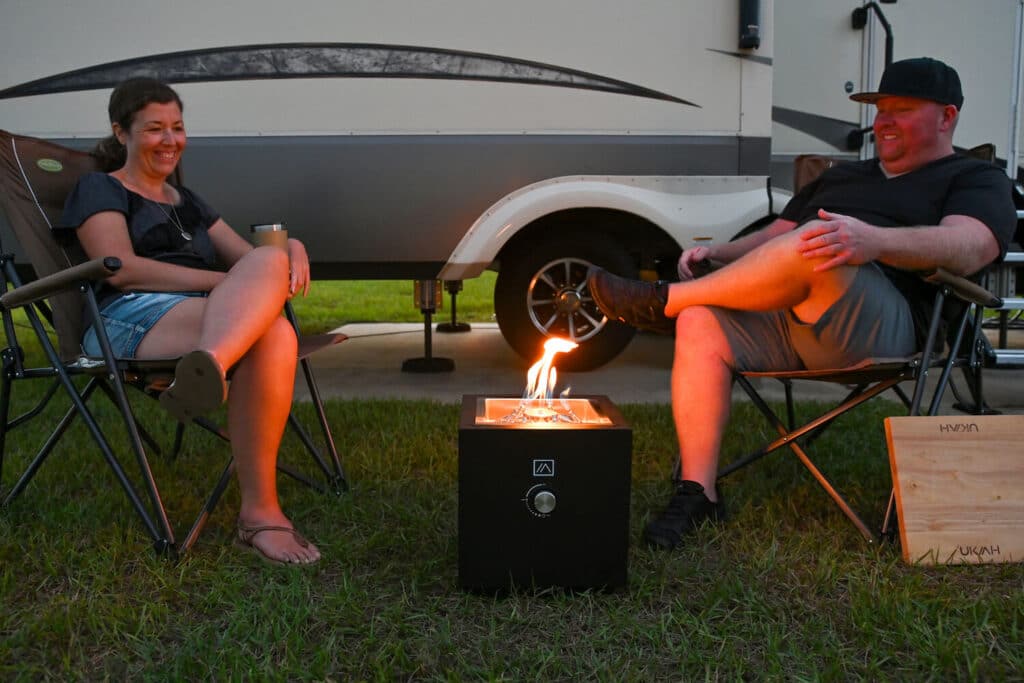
287, 238, 311, 297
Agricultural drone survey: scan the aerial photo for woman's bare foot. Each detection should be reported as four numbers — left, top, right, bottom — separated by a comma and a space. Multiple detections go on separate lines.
236, 516, 321, 566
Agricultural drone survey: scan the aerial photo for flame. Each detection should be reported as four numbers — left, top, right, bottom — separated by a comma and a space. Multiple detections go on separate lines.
524, 337, 577, 401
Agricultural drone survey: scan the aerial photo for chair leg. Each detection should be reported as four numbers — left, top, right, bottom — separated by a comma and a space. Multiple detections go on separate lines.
285, 302, 347, 492
0, 372, 11, 488
179, 457, 236, 554
172, 422, 186, 457
949, 365, 1000, 416
1, 290, 176, 552
4, 377, 62, 431
784, 434, 876, 544
891, 384, 912, 410
96, 381, 177, 553
881, 489, 898, 542
670, 453, 682, 485
3, 375, 175, 552
783, 379, 795, 430
720, 375, 897, 477
722, 374, 905, 543
276, 455, 328, 494
282, 415, 333, 490
94, 380, 164, 456
80, 293, 177, 554
801, 384, 869, 449
296, 356, 347, 492
3, 385, 88, 506
743, 388, 878, 543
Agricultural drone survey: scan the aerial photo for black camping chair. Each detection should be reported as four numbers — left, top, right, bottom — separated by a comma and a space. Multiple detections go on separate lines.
0, 129, 347, 556
715, 269, 1001, 543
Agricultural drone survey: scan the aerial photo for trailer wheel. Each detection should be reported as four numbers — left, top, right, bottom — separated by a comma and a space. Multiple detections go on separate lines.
494, 234, 638, 372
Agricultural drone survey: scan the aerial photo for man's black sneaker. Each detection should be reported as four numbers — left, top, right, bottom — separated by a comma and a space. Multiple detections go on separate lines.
586, 267, 674, 335
643, 480, 725, 549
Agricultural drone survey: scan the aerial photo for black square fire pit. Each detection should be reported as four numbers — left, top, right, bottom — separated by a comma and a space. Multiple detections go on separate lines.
458, 394, 632, 592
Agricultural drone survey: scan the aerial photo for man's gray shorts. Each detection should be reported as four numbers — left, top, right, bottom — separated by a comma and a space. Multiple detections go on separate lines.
708, 263, 917, 371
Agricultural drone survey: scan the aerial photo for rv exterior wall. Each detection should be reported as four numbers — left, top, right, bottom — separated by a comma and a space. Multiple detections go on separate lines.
0, 0, 779, 369
771, 0, 866, 162
1, 0, 776, 278
1, 0, 758, 139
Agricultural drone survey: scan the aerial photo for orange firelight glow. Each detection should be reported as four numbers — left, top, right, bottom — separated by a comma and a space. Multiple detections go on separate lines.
524, 337, 578, 401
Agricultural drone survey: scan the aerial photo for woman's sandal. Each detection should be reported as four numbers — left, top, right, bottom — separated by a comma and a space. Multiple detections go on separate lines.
159, 349, 227, 422
236, 523, 320, 566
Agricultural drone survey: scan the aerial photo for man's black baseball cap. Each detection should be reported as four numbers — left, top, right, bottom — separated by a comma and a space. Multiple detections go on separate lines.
850, 57, 963, 109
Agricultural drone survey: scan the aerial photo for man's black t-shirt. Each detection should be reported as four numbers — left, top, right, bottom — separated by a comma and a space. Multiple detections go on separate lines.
780, 154, 1016, 332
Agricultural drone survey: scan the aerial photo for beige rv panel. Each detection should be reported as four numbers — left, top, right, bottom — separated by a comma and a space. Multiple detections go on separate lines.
1, 0, 771, 140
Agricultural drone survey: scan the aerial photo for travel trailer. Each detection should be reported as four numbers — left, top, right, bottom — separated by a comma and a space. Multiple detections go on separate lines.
2, 1, 1021, 369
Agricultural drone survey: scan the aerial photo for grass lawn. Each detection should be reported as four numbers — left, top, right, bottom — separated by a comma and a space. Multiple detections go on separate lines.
1, 278, 1022, 680
288, 273, 500, 332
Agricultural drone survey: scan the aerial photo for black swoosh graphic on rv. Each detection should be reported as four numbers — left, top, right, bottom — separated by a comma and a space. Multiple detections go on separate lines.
705, 49, 772, 66
0, 43, 697, 106
706, 50, 865, 153
772, 106, 860, 150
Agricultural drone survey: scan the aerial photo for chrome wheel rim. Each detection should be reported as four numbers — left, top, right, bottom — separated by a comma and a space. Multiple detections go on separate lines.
526, 257, 607, 343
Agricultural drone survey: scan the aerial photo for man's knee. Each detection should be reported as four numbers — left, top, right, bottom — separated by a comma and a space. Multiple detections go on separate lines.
676, 305, 713, 335
673, 306, 738, 377
675, 306, 732, 353
763, 221, 861, 289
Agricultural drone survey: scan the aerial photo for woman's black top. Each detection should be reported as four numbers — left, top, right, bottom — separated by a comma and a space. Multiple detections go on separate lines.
62, 172, 222, 308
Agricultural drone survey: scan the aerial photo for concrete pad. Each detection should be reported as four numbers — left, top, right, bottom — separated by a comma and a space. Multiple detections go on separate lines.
297, 322, 1024, 414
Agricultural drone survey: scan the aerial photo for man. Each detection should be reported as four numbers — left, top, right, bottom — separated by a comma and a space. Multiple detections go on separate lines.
587, 57, 1017, 550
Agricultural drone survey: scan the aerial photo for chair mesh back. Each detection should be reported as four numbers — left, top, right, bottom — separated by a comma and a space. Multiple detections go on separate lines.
0, 129, 100, 361
792, 154, 836, 194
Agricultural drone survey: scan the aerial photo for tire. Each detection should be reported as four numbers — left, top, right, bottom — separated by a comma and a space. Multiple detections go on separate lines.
495, 232, 638, 372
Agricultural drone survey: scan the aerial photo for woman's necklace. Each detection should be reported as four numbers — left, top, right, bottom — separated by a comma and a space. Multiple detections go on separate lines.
150, 197, 192, 241
118, 173, 194, 242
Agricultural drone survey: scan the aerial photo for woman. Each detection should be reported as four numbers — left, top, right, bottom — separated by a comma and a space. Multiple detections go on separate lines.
63, 78, 320, 566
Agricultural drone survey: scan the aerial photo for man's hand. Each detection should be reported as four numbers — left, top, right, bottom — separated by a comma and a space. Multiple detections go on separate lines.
797, 209, 881, 272
677, 246, 714, 280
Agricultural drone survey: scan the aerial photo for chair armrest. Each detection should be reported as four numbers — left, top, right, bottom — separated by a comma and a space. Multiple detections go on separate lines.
921, 267, 1003, 308
297, 332, 347, 360
0, 257, 121, 311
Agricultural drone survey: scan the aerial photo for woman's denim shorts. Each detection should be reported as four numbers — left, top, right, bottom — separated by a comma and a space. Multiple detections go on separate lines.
81, 292, 207, 358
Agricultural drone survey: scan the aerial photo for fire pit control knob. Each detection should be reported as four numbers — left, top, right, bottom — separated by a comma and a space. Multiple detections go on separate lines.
531, 489, 557, 515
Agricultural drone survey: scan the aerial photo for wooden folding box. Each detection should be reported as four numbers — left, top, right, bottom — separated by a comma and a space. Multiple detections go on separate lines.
885, 415, 1024, 565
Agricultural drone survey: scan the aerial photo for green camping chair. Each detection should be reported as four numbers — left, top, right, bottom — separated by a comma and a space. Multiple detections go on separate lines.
0, 129, 347, 556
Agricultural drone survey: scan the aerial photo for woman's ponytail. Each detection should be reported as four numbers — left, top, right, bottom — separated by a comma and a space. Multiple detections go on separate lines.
92, 135, 126, 172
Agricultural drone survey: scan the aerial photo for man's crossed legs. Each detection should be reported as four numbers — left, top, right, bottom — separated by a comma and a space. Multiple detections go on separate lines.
587, 223, 916, 548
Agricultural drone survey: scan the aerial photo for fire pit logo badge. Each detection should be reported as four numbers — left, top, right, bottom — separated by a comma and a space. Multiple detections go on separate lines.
533, 459, 555, 477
